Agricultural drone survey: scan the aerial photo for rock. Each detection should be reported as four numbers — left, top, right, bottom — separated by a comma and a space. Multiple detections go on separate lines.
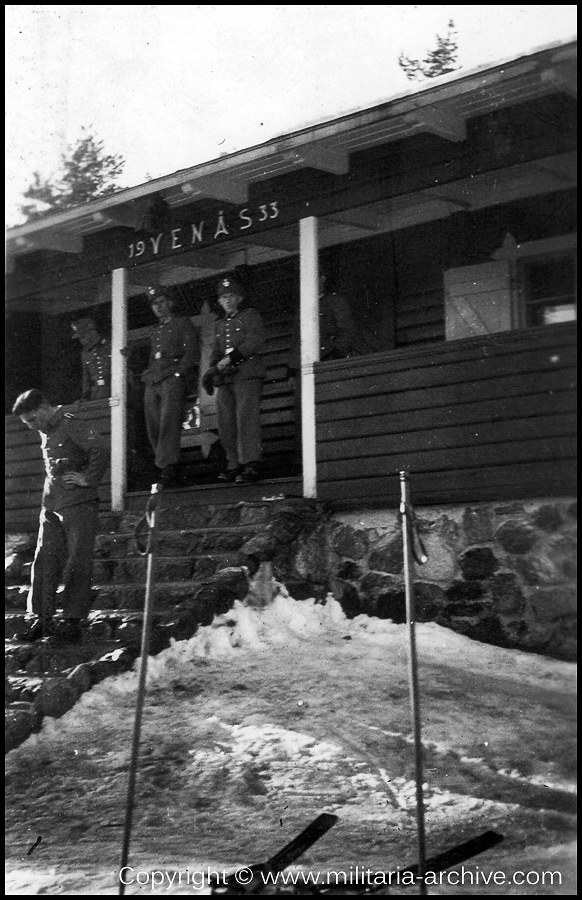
85, 619, 114, 641
335, 560, 363, 581
530, 586, 577, 622
416, 533, 458, 581
241, 533, 278, 562
369, 537, 404, 575
445, 580, 486, 615
195, 567, 250, 607
533, 505, 564, 533
459, 547, 500, 580
280, 579, 328, 603
5, 553, 28, 585
5, 677, 19, 702
329, 578, 364, 618
433, 514, 464, 551
331, 525, 369, 560
66, 664, 93, 697
375, 589, 407, 623
87, 648, 137, 685
5, 585, 29, 609
33, 678, 78, 719
115, 621, 143, 648
25, 656, 46, 676
453, 613, 509, 648
5, 706, 41, 754
239, 505, 269, 526
488, 573, 526, 615
463, 506, 494, 543
414, 582, 446, 620
547, 621, 577, 661
515, 554, 563, 586
359, 573, 405, 621
168, 608, 205, 641
495, 519, 538, 554
293, 529, 329, 580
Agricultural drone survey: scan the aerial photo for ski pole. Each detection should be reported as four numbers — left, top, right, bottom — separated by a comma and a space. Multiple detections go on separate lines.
119, 482, 162, 896
399, 470, 428, 896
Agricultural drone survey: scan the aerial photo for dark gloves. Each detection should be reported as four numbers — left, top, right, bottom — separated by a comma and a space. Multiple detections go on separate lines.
202, 368, 218, 396
228, 347, 245, 366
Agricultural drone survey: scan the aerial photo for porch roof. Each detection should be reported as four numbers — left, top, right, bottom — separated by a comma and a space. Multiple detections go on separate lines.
6, 38, 576, 268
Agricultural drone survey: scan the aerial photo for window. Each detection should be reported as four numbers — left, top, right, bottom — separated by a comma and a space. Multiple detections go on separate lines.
520, 253, 577, 327
444, 236, 577, 341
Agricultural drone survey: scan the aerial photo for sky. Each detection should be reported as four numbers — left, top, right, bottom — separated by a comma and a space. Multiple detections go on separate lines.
5, 592, 576, 894
4, 5, 578, 227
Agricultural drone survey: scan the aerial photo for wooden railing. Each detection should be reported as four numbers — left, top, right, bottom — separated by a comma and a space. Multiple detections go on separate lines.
315, 323, 577, 506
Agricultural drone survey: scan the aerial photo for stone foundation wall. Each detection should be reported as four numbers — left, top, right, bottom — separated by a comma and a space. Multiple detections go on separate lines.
272, 498, 577, 662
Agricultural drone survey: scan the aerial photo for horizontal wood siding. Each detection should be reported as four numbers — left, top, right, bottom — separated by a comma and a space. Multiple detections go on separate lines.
315, 323, 577, 506
5, 401, 112, 533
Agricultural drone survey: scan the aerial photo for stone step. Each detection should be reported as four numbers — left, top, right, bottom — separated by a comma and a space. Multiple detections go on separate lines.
6, 579, 211, 613
93, 580, 213, 610
5, 609, 181, 643
5, 563, 250, 754
92, 550, 247, 584
118, 500, 273, 533
5, 585, 29, 611
124, 477, 303, 518
94, 524, 259, 559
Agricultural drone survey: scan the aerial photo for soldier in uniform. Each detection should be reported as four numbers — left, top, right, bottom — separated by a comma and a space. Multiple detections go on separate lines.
72, 316, 143, 471
286, 271, 368, 456
202, 277, 266, 483
286, 270, 367, 378
12, 389, 109, 644
71, 317, 112, 400
141, 287, 200, 488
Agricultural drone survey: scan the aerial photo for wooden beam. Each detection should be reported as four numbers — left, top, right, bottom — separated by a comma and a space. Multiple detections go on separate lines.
326, 209, 386, 231
294, 144, 350, 175
404, 105, 467, 142
15, 232, 83, 253
181, 177, 248, 204
541, 62, 577, 98
92, 207, 141, 229
241, 230, 298, 252
190, 247, 234, 270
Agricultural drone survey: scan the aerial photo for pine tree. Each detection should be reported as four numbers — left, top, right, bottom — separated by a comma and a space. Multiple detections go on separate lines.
398, 20, 459, 81
19, 127, 126, 222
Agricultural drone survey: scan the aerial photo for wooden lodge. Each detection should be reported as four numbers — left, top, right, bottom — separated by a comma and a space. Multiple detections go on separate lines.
5, 39, 577, 532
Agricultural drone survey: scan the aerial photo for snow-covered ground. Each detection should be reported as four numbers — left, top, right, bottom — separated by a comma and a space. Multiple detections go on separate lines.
5, 590, 577, 895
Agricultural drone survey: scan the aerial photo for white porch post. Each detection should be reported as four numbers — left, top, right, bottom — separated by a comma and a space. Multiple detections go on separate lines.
110, 268, 128, 510
299, 216, 320, 499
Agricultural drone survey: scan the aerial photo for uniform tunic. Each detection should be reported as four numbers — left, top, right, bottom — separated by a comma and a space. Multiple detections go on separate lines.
141, 316, 200, 469
28, 408, 109, 621
208, 307, 266, 469
286, 291, 367, 375
80, 339, 112, 401
286, 291, 368, 457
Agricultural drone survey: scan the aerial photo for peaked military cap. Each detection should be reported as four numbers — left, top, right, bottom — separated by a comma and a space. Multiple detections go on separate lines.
217, 277, 243, 297
146, 286, 168, 302
71, 317, 97, 339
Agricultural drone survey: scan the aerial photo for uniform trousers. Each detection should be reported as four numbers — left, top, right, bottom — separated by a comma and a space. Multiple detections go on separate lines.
216, 378, 263, 469
28, 500, 99, 622
144, 375, 186, 469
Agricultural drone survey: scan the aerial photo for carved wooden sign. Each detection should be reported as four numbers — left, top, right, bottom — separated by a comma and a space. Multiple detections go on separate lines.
127, 201, 280, 262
